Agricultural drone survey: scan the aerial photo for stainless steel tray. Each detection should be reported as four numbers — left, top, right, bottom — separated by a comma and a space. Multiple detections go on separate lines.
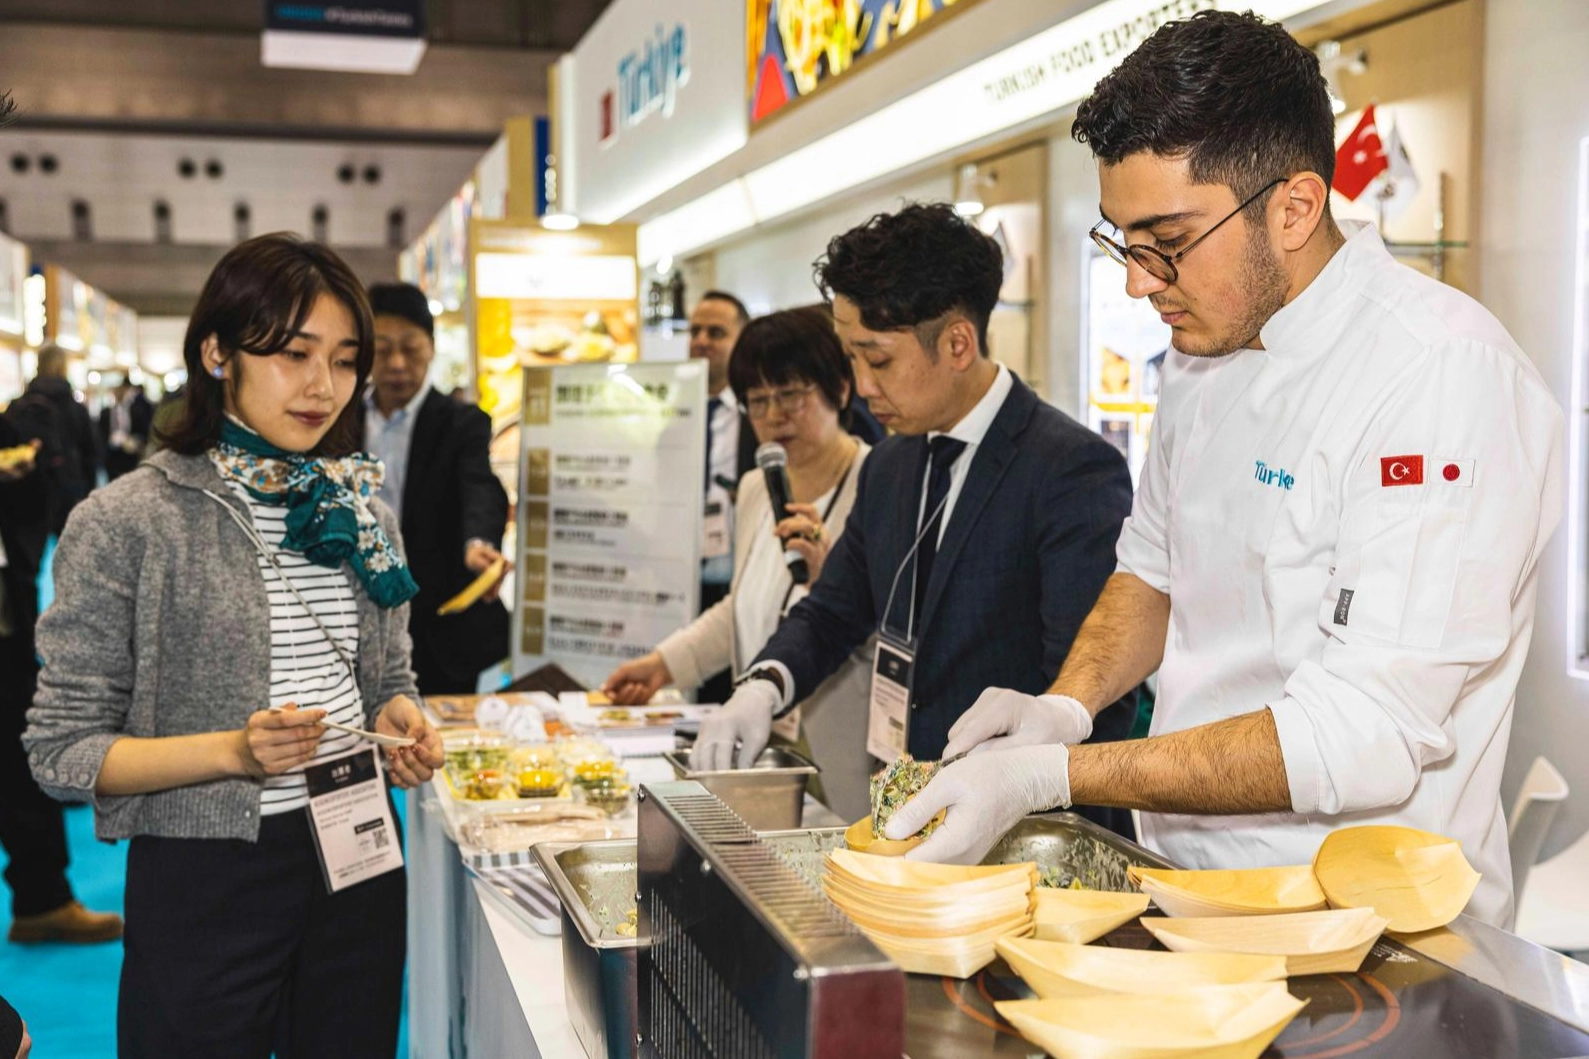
661, 745, 817, 831
760, 811, 1173, 891
532, 840, 641, 1059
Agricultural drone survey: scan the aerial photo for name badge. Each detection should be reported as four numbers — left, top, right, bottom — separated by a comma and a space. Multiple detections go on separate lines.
304, 748, 404, 893
867, 632, 915, 761
703, 499, 731, 561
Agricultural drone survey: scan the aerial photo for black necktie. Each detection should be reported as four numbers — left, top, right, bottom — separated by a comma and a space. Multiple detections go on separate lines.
912, 435, 967, 629
703, 396, 721, 492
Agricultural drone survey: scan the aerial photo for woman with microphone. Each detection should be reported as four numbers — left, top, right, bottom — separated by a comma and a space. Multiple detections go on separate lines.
601, 306, 875, 817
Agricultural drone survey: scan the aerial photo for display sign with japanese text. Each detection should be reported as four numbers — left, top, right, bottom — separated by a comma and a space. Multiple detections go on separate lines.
512, 362, 706, 688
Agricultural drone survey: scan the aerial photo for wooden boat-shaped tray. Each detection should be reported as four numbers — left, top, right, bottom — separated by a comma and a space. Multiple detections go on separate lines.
996, 935, 1288, 998
1141, 906, 1389, 976
996, 982, 1306, 1059
1312, 824, 1480, 933
1129, 864, 1327, 917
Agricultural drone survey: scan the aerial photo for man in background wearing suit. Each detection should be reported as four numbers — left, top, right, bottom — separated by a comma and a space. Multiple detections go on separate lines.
695, 203, 1137, 835
690, 291, 754, 706
364, 284, 510, 694
97, 375, 154, 480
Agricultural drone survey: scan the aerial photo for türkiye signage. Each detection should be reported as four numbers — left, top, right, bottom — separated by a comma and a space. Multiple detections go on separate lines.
601, 23, 691, 146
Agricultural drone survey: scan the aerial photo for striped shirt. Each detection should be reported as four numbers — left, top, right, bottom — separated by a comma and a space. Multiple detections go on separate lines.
228, 483, 366, 815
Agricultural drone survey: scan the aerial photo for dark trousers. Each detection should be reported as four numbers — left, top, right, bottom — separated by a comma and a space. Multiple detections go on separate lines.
119, 807, 406, 1059
0, 632, 72, 917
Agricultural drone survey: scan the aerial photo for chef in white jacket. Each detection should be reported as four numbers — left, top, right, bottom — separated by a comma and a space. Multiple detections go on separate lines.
884, 10, 1561, 927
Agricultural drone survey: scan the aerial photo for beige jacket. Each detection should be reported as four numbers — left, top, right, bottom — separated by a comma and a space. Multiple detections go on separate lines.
658, 444, 874, 820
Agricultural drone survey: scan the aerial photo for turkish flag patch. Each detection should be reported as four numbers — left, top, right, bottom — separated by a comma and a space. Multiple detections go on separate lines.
1380, 455, 1424, 487
1435, 457, 1474, 487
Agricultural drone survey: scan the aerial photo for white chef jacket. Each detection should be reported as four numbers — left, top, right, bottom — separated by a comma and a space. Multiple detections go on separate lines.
1117, 223, 1563, 928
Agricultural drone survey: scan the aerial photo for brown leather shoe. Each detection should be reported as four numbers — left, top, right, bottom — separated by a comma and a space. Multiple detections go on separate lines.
7, 900, 123, 944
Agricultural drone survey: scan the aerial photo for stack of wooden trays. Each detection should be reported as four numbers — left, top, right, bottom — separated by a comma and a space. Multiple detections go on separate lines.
820, 848, 1036, 978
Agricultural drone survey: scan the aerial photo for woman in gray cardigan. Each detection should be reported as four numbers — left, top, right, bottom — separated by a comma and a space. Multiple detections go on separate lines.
24, 234, 443, 1059
602, 308, 876, 818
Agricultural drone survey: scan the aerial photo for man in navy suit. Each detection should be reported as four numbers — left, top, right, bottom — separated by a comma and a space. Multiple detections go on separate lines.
694, 203, 1136, 835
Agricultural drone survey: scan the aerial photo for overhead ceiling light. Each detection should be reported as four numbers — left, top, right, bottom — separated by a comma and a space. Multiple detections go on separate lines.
656, 255, 674, 276
955, 163, 986, 218
542, 212, 581, 231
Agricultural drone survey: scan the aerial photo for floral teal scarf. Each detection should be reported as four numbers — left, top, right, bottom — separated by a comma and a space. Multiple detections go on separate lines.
209, 418, 419, 609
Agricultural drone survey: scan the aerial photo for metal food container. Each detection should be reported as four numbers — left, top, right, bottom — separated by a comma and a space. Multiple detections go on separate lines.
661, 746, 817, 831
531, 840, 641, 1059
761, 811, 1174, 891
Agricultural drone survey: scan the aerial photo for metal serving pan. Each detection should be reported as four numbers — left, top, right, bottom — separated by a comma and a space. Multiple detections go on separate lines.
661, 745, 817, 831
532, 840, 641, 1059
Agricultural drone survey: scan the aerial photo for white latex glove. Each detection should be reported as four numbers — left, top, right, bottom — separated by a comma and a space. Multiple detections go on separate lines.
882, 744, 1072, 865
942, 688, 1093, 759
692, 680, 781, 771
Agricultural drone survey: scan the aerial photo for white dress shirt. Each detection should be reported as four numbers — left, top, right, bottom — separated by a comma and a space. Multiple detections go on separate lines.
1116, 223, 1563, 927
920, 362, 1013, 546
702, 393, 741, 586
762, 363, 1013, 705
363, 382, 431, 518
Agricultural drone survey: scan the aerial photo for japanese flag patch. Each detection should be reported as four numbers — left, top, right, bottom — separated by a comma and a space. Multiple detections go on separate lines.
1434, 458, 1474, 487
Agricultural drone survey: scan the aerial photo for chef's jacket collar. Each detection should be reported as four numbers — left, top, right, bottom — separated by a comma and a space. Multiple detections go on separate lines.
1256, 220, 1383, 356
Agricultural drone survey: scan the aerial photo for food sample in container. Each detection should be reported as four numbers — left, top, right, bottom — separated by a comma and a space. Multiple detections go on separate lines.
444, 733, 510, 779
577, 778, 633, 818
572, 759, 622, 789
509, 745, 560, 772
463, 769, 510, 801
848, 756, 947, 856
516, 767, 564, 799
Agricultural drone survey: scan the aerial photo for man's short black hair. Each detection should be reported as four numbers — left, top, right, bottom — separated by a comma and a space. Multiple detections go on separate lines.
368, 282, 434, 338
1073, 11, 1335, 208
700, 289, 750, 325
815, 202, 1003, 356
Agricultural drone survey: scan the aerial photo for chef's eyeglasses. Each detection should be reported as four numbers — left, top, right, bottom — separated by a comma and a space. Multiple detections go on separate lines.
742, 384, 817, 419
1089, 177, 1287, 284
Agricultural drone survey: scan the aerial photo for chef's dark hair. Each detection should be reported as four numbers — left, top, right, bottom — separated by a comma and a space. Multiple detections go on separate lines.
157, 232, 375, 457
728, 305, 854, 421
1073, 10, 1335, 212
815, 202, 1002, 358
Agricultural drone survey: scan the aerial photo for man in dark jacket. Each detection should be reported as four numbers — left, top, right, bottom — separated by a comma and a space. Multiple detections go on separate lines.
0, 400, 121, 943
97, 375, 154, 480
11, 344, 98, 535
362, 284, 510, 693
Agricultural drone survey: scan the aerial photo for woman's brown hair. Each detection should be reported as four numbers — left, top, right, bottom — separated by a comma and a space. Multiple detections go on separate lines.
156, 232, 375, 456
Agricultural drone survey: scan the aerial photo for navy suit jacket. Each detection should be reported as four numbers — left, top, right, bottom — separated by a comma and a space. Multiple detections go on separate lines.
752, 372, 1137, 758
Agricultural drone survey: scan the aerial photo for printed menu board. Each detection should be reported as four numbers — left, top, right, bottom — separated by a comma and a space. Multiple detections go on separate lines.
512, 361, 706, 688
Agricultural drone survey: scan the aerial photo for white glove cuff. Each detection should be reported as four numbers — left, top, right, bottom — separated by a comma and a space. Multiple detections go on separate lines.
1035, 693, 1094, 744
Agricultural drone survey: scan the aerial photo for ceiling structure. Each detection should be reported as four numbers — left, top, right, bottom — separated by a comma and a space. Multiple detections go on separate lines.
0, 0, 613, 315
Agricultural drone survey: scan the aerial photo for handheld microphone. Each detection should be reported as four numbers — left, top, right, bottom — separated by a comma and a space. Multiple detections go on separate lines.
755, 441, 810, 585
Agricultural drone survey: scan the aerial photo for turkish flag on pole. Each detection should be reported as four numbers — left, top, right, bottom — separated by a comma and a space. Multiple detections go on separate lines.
1333, 104, 1389, 201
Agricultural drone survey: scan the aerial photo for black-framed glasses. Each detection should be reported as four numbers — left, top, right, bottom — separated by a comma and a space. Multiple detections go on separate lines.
1089, 177, 1286, 284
